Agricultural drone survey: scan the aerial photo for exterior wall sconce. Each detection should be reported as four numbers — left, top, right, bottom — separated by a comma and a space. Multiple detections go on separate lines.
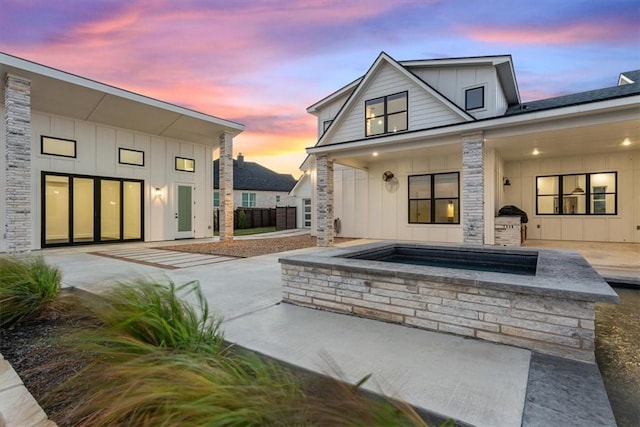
503, 177, 511, 186
382, 171, 394, 182
154, 187, 162, 198
447, 200, 455, 222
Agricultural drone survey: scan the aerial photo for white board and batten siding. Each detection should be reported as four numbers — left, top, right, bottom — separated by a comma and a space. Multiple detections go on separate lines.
334, 153, 463, 243
410, 65, 507, 119
329, 63, 465, 144
25, 110, 215, 249
503, 150, 640, 243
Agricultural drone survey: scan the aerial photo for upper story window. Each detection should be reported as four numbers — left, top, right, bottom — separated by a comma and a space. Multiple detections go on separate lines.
536, 172, 617, 215
465, 86, 485, 111
175, 157, 195, 172
118, 148, 145, 166
242, 192, 256, 208
41, 136, 76, 158
365, 91, 408, 137
408, 172, 459, 224
322, 120, 333, 133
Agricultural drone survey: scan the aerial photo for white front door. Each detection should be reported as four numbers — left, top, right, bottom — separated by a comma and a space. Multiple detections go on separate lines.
175, 184, 195, 239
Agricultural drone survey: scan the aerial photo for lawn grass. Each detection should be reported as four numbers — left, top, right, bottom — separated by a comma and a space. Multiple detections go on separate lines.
214, 226, 276, 237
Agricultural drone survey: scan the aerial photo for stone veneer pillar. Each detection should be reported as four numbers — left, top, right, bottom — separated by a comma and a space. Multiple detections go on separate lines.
4, 74, 32, 253
316, 155, 334, 247
462, 132, 484, 245
218, 131, 234, 242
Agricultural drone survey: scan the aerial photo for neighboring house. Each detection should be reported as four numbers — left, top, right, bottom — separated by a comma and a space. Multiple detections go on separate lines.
213, 154, 297, 209
304, 52, 639, 246
0, 52, 243, 253
289, 171, 313, 228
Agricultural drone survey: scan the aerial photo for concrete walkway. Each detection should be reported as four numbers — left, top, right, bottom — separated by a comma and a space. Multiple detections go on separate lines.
3, 233, 627, 426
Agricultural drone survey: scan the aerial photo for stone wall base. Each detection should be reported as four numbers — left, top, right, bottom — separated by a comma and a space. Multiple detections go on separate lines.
282, 264, 597, 362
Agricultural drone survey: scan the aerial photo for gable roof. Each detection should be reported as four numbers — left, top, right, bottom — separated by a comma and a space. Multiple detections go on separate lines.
619, 70, 640, 85
506, 77, 640, 116
307, 54, 520, 115
213, 156, 297, 192
313, 52, 474, 147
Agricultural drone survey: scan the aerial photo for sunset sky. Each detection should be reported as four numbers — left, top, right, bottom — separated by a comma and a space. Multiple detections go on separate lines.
1, 0, 639, 177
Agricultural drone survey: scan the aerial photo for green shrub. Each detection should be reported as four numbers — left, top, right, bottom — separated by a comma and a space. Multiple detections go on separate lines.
0, 256, 61, 327
85, 279, 225, 355
237, 208, 248, 229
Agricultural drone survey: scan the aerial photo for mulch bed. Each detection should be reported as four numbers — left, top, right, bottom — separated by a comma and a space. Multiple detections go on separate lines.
160, 234, 354, 258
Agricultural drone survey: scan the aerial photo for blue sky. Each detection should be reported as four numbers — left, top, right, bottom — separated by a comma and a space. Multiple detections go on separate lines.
1, 0, 638, 176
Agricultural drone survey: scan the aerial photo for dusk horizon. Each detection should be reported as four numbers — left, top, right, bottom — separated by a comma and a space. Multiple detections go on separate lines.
2, 0, 638, 176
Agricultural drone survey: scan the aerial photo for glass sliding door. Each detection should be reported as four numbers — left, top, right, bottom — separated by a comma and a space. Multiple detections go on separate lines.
42, 172, 144, 247
123, 181, 142, 240
100, 179, 121, 241
44, 175, 70, 245
73, 177, 94, 242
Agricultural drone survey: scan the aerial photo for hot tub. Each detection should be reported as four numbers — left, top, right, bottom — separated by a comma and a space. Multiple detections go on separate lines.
279, 242, 618, 362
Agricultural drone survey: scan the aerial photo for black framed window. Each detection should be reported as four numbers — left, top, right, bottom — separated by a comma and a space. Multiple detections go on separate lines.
322, 120, 333, 133
536, 172, 617, 215
119, 148, 145, 166
408, 172, 459, 224
465, 86, 484, 111
175, 157, 195, 172
41, 136, 76, 158
365, 91, 408, 137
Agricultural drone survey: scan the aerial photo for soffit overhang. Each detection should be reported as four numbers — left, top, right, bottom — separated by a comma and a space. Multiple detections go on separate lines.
0, 53, 244, 146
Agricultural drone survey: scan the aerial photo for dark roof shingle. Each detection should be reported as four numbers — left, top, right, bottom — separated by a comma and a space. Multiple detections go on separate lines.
506, 75, 640, 116
213, 157, 297, 192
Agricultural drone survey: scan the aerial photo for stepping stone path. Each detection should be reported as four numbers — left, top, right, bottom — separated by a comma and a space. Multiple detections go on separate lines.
90, 248, 235, 270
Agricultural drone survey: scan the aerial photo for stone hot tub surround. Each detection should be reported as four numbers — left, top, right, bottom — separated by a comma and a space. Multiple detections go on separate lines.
279, 242, 618, 362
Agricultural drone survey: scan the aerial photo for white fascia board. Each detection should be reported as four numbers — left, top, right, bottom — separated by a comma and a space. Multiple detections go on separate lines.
400, 55, 512, 68
306, 77, 362, 114
0, 52, 244, 133
307, 95, 640, 155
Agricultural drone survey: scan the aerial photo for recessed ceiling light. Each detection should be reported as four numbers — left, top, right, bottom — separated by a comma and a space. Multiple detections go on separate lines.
532, 148, 539, 155
622, 138, 631, 146
372, 152, 379, 157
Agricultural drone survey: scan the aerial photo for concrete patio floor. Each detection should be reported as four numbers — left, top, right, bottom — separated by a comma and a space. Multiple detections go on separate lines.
3, 233, 632, 426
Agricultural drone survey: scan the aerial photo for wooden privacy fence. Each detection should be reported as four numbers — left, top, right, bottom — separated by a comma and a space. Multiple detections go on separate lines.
214, 206, 297, 231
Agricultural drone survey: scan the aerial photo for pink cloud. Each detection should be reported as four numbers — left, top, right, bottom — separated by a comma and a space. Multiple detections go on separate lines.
461, 20, 635, 45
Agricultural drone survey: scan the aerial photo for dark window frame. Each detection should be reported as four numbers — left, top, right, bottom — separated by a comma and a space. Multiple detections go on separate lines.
465, 86, 485, 111
535, 172, 618, 215
365, 91, 408, 137
175, 156, 195, 173
41, 171, 145, 248
408, 172, 460, 224
41, 136, 77, 158
118, 147, 145, 166
322, 120, 333, 133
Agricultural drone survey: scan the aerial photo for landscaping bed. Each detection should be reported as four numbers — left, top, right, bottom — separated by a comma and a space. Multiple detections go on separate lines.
161, 234, 353, 258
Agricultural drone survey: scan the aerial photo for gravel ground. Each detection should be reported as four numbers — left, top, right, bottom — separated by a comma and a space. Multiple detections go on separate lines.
161, 234, 353, 258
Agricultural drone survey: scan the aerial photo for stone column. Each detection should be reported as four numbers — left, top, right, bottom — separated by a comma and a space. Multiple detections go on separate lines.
316, 155, 334, 247
462, 132, 484, 245
4, 74, 32, 253
218, 131, 234, 242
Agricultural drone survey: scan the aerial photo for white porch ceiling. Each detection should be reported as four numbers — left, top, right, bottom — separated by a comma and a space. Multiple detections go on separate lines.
325, 111, 639, 170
